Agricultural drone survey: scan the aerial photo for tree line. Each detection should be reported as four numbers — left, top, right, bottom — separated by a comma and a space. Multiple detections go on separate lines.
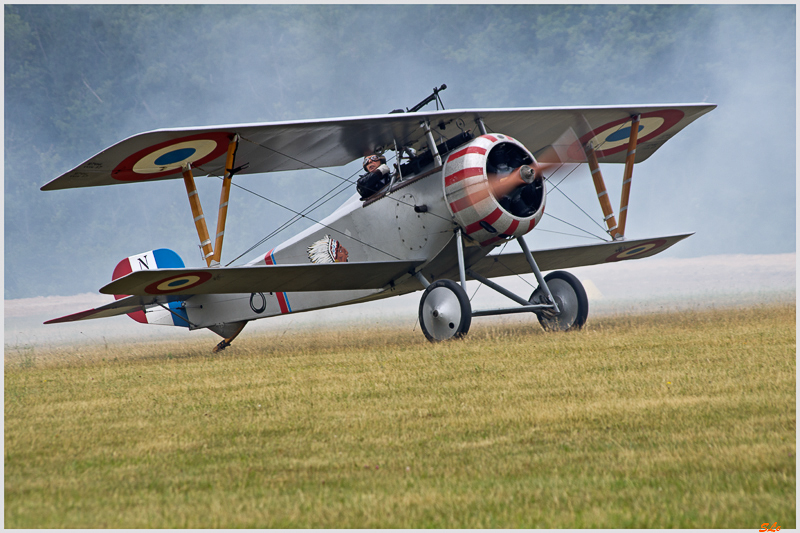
4, 4, 791, 298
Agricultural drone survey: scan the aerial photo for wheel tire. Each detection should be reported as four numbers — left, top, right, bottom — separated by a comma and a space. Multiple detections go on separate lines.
419, 279, 472, 342
530, 270, 588, 332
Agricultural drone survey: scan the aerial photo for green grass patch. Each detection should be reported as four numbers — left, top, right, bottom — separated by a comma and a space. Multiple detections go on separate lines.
5, 304, 796, 527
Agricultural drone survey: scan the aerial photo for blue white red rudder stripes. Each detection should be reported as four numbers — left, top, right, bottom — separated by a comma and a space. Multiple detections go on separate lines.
112, 248, 190, 326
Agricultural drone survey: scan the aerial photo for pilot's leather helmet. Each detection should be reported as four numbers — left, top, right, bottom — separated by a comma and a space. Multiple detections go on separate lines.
362, 154, 386, 171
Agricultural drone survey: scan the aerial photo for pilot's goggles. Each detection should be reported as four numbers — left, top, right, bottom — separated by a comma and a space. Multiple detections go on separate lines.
363, 155, 381, 169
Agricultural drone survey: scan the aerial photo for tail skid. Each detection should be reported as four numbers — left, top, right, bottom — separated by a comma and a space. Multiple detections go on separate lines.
210, 322, 247, 353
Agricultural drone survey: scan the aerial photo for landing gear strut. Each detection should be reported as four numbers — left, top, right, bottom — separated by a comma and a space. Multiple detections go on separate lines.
415, 231, 588, 342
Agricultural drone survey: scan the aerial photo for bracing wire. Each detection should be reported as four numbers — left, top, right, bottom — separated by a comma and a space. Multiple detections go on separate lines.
221, 133, 457, 265
223, 172, 356, 265
542, 212, 608, 241
545, 167, 611, 238
492, 246, 538, 291
216, 142, 384, 264
220, 114, 633, 266
536, 116, 635, 243
222, 178, 404, 261
238, 136, 359, 185
238, 135, 454, 226
534, 227, 608, 240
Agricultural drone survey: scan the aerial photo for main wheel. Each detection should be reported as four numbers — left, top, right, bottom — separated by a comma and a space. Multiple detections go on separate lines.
419, 279, 472, 342
530, 271, 588, 332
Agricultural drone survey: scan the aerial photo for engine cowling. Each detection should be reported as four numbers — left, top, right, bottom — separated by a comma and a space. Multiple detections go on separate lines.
443, 134, 545, 247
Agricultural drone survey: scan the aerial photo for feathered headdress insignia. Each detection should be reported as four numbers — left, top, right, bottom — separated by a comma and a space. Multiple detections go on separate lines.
307, 234, 340, 264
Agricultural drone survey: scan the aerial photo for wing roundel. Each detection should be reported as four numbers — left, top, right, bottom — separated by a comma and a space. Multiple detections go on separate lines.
41, 104, 715, 191
113, 132, 233, 182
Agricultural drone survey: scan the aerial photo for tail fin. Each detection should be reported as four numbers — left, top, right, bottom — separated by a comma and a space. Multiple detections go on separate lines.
112, 249, 190, 327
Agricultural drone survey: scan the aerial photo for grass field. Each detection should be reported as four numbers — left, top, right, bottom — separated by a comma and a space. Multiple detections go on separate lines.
5, 303, 796, 528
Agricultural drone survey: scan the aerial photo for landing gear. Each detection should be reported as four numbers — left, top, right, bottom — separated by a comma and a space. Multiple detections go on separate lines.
530, 270, 588, 331
419, 279, 471, 342
416, 232, 589, 342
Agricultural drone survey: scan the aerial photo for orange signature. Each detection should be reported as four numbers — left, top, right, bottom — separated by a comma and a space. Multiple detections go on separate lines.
760, 523, 780, 532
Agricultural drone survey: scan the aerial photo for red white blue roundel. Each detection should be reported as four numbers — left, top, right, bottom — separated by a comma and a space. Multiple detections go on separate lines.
569, 109, 685, 159
144, 271, 213, 294
113, 132, 232, 182
605, 239, 668, 262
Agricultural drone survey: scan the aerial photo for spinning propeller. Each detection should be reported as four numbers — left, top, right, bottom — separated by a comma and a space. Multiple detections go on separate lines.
488, 161, 558, 199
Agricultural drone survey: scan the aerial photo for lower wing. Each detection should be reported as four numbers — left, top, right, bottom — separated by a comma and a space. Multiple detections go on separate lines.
470, 233, 693, 280
99, 260, 424, 297
45, 236, 687, 324
45, 260, 422, 324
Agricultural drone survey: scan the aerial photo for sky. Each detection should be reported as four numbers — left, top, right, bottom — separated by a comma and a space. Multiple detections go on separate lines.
3, 4, 796, 306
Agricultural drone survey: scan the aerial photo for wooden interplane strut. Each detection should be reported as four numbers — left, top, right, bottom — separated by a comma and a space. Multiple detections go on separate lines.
212, 135, 240, 265
182, 136, 239, 267
584, 143, 619, 239
584, 114, 641, 241
182, 164, 215, 265
617, 114, 641, 239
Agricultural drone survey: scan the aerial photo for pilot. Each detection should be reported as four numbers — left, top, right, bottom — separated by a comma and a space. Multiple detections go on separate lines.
356, 153, 391, 199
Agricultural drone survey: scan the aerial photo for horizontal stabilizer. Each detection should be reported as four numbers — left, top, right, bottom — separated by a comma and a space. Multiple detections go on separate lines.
44, 294, 158, 324
471, 233, 693, 279
41, 104, 715, 191
100, 260, 424, 297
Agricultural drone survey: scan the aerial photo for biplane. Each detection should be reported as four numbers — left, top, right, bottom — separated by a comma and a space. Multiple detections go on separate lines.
43, 86, 715, 351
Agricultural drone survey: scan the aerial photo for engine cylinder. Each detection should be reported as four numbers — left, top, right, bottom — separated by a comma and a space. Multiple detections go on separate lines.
442, 134, 545, 247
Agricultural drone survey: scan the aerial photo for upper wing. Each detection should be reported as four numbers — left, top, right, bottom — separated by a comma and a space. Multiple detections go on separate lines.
41, 104, 715, 191
469, 233, 693, 280
99, 260, 423, 297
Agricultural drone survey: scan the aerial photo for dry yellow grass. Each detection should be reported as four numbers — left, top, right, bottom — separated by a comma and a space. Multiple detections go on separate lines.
5, 303, 796, 527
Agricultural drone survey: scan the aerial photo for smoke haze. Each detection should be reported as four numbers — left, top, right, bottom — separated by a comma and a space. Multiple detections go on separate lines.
4, 4, 796, 300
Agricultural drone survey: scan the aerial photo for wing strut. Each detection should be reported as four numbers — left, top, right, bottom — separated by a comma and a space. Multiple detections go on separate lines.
181, 135, 240, 267
583, 113, 641, 241
617, 114, 641, 239
182, 163, 215, 265
212, 135, 240, 264
584, 142, 619, 239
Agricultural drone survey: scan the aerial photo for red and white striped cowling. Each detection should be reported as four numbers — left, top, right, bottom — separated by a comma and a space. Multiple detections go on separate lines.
442, 134, 545, 247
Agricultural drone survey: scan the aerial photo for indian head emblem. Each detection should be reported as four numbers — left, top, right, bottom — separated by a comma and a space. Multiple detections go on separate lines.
307, 235, 349, 263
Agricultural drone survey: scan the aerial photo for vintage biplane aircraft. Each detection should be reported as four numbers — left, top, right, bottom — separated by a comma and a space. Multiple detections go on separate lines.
43, 86, 715, 351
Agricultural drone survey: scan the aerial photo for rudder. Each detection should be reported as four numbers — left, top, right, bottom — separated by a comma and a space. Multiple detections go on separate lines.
112, 248, 190, 327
